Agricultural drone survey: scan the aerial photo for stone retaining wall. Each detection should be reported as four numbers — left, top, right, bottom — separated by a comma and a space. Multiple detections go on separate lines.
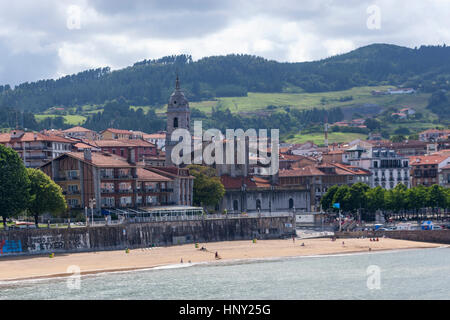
0, 216, 294, 257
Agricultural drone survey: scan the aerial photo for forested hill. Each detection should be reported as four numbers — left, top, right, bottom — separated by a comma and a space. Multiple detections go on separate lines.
1, 43, 450, 112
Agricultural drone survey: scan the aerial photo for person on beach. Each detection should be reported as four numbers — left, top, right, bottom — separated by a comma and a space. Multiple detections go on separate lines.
292, 235, 295, 243
342, 241, 345, 246
215, 251, 221, 260
180, 258, 183, 263
301, 242, 305, 247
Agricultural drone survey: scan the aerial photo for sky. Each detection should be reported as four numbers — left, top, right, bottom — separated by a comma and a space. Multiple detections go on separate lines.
0, 0, 449, 86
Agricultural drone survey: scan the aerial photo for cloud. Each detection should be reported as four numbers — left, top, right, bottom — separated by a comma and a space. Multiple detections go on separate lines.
0, 0, 449, 86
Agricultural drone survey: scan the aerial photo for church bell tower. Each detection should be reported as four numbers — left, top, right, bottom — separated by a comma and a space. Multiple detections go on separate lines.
165, 76, 190, 166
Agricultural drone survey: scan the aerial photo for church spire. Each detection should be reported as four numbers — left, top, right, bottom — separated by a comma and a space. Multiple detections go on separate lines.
175, 74, 180, 90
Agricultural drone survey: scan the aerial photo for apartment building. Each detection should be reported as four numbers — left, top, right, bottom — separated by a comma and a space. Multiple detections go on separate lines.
84, 139, 157, 162
40, 149, 193, 212
100, 128, 144, 140
62, 126, 99, 140
0, 130, 74, 168
409, 155, 450, 187
345, 145, 410, 189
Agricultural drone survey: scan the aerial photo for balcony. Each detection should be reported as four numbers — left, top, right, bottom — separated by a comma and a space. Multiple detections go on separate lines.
100, 175, 114, 179
55, 177, 67, 181
67, 190, 80, 195
101, 189, 115, 194
27, 155, 47, 160
118, 189, 133, 193
67, 176, 79, 180
160, 188, 174, 193
115, 175, 133, 180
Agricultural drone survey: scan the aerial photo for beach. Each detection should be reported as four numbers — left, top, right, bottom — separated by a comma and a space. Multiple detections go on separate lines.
0, 238, 445, 282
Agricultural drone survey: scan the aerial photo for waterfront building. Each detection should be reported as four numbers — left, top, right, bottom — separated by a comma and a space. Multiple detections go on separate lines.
40, 149, 193, 212
0, 130, 74, 168
409, 154, 450, 187
345, 145, 410, 189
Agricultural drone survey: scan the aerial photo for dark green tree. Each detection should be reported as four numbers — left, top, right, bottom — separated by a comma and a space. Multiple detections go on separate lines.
27, 168, 68, 227
188, 165, 225, 209
0, 145, 30, 227
320, 185, 339, 211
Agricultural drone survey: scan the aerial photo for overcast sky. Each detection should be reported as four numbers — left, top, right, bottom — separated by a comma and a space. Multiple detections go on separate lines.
0, 0, 449, 86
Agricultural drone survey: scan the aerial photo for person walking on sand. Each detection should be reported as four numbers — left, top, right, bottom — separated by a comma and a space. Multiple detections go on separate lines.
215, 251, 221, 260
180, 258, 183, 263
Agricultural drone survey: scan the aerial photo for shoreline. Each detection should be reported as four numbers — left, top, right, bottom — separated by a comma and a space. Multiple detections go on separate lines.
0, 238, 446, 283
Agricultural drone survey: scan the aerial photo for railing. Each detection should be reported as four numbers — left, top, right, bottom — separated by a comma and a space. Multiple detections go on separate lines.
101, 189, 115, 194
100, 175, 114, 179
67, 190, 80, 195
159, 188, 174, 192
116, 175, 133, 179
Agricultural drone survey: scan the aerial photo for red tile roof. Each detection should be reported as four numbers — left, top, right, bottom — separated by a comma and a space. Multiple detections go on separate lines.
0, 132, 74, 144
101, 128, 133, 134
86, 139, 156, 148
220, 175, 271, 189
409, 155, 449, 166
68, 152, 134, 167
137, 168, 172, 182
63, 126, 94, 133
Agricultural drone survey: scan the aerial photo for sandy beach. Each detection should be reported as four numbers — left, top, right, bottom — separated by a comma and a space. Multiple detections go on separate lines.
0, 238, 445, 282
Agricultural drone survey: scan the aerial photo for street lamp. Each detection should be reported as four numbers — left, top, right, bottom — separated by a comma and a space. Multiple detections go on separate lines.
89, 198, 96, 226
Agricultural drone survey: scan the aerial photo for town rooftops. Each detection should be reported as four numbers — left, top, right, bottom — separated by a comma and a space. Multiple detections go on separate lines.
85, 139, 156, 148
143, 133, 166, 140
101, 128, 134, 134
220, 175, 272, 189
0, 131, 74, 144
67, 152, 134, 167
63, 126, 94, 133
137, 168, 172, 182
409, 155, 449, 166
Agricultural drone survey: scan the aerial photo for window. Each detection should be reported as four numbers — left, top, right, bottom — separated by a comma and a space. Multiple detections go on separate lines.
233, 200, 239, 211
256, 199, 261, 211
289, 198, 294, 209
173, 117, 178, 128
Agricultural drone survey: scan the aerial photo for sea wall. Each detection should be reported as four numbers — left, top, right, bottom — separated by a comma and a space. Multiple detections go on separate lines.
335, 230, 450, 244
0, 216, 294, 257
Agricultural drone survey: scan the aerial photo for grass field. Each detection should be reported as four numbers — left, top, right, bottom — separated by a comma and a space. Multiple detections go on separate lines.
285, 132, 368, 145
35, 114, 87, 125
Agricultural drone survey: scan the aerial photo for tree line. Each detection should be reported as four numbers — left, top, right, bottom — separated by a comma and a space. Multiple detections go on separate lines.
321, 183, 450, 221
2, 44, 450, 114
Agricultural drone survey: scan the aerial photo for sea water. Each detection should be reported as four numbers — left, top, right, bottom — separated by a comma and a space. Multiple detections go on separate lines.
1, 247, 449, 300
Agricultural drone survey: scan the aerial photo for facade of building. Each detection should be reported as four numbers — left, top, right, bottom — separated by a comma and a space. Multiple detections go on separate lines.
345, 145, 410, 189
439, 165, 450, 188
143, 132, 166, 150
40, 150, 193, 212
409, 155, 450, 187
219, 175, 311, 214
62, 126, 99, 140
0, 130, 74, 168
278, 162, 371, 211
419, 129, 450, 142
85, 139, 157, 162
100, 128, 144, 140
